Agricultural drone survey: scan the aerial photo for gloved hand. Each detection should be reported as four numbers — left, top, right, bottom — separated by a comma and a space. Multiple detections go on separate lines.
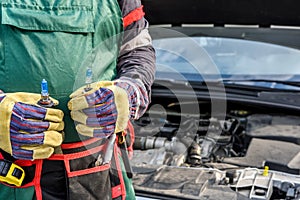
68, 77, 149, 138
0, 93, 64, 160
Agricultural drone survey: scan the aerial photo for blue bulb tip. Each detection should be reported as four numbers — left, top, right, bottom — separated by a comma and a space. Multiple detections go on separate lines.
41, 79, 49, 96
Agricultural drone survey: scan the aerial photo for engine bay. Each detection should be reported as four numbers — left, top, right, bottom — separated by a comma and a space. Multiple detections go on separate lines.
131, 93, 300, 199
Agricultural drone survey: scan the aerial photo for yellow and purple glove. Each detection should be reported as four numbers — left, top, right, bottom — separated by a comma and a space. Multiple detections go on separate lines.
68, 77, 149, 138
0, 93, 64, 160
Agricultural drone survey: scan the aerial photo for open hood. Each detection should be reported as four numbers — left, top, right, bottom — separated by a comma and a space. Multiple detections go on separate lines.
133, 2, 300, 200
142, 0, 300, 27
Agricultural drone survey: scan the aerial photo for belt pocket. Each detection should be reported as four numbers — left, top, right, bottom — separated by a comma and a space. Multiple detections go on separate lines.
0, 159, 39, 188
0, 153, 43, 200
0, 152, 68, 200
62, 138, 113, 200
0, 135, 127, 200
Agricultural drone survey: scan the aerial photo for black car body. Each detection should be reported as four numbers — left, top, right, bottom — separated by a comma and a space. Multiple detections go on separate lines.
132, 1, 300, 199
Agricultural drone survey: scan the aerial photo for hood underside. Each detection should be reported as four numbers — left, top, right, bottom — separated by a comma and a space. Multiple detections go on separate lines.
142, 0, 300, 27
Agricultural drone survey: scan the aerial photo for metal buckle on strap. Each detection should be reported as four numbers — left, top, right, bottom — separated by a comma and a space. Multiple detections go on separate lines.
0, 160, 25, 187
117, 132, 126, 145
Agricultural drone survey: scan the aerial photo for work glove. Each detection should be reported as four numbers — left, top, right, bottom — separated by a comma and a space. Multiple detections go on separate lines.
0, 93, 64, 160
68, 77, 149, 138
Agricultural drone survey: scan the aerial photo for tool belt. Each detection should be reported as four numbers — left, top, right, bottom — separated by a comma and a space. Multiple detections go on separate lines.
0, 122, 135, 200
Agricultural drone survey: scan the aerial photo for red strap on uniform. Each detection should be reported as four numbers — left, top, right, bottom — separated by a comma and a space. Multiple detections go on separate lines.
61, 138, 100, 149
34, 160, 43, 200
112, 185, 123, 199
123, 6, 145, 28
126, 121, 135, 159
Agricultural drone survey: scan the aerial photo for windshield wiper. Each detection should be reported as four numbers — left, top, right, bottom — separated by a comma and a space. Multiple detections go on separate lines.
154, 78, 261, 97
219, 79, 300, 91
153, 78, 300, 99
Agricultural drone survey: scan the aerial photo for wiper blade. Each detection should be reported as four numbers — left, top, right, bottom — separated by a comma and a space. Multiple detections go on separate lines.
155, 78, 300, 89
222, 79, 300, 86
153, 78, 300, 97
220, 79, 300, 91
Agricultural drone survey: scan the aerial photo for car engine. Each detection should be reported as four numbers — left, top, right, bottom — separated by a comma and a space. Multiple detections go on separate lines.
131, 95, 300, 200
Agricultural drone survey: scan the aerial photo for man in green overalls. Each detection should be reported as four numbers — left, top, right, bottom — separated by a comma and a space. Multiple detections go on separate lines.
0, 0, 155, 199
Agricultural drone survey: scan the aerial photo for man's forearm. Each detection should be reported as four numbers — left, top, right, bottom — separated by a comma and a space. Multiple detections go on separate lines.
116, 45, 155, 94
117, 0, 156, 95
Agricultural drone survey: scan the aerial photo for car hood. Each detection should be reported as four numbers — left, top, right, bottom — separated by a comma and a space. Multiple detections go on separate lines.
133, 2, 300, 200
142, 0, 300, 27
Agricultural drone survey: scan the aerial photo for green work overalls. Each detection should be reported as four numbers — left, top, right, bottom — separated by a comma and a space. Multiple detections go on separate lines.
0, 0, 134, 199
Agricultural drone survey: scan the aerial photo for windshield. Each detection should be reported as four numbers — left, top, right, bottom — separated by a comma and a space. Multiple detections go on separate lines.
154, 37, 300, 81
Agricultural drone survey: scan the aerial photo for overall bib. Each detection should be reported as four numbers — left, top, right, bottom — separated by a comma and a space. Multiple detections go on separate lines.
0, 0, 134, 199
